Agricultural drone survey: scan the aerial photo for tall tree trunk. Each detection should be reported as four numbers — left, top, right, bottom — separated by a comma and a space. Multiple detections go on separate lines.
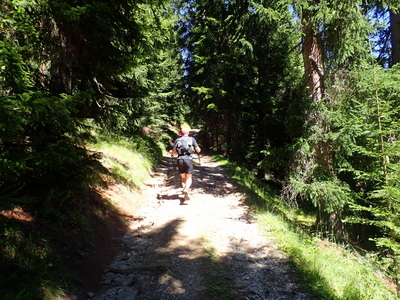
391, 10, 400, 66
301, 10, 329, 173
301, 9, 342, 237
301, 12, 325, 106
221, 30, 232, 156
49, 18, 71, 94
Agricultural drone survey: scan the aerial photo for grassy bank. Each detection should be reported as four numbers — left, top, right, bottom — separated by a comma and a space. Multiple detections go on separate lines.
214, 155, 398, 300
0, 132, 162, 299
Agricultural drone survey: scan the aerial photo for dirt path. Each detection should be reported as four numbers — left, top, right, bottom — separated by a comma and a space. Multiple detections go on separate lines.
92, 153, 308, 300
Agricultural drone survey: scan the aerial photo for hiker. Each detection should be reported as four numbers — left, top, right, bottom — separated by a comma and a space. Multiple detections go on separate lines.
169, 128, 201, 200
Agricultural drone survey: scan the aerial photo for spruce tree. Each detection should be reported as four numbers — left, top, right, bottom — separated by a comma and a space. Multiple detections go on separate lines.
283, 0, 371, 237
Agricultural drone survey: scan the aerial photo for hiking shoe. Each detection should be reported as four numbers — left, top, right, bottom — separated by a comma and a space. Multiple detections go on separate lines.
183, 190, 190, 200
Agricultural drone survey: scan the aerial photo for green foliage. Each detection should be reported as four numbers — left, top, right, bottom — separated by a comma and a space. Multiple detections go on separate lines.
0, 91, 93, 190
332, 64, 400, 289
0, 41, 33, 92
287, 177, 352, 213
181, 0, 302, 165
93, 1, 185, 135
218, 154, 397, 299
0, 220, 66, 300
0, 0, 179, 187
260, 211, 397, 299
0, 130, 162, 298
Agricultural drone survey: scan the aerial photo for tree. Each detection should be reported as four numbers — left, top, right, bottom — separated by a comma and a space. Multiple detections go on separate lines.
92, 0, 185, 135
391, 10, 400, 65
283, 0, 371, 237
332, 64, 400, 293
0, 0, 182, 189
181, 0, 300, 168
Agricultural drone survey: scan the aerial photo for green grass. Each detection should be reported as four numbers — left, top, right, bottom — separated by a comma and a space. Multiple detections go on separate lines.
214, 155, 398, 300
257, 213, 396, 299
0, 221, 67, 300
92, 141, 153, 190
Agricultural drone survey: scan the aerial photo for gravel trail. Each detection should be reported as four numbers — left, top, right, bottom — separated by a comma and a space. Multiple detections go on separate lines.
92, 153, 308, 300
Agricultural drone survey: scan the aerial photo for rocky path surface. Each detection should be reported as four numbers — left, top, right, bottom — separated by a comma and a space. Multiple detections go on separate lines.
92, 154, 308, 300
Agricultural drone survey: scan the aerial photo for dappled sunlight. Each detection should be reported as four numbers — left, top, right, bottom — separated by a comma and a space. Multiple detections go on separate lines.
158, 275, 186, 295
159, 153, 243, 198
1, 207, 35, 223
93, 154, 308, 299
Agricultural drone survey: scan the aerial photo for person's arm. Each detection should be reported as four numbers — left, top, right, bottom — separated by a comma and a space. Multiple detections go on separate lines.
169, 139, 178, 156
192, 137, 201, 153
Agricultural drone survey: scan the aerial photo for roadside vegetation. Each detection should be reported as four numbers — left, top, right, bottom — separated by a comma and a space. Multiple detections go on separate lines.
2, 131, 397, 299
216, 155, 398, 299
0, 131, 162, 299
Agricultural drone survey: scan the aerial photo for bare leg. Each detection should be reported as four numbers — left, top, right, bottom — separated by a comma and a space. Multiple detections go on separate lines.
180, 173, 186, 190
180, 173, 193, 192
184, 174, 192, 191
181, 173, 192, 200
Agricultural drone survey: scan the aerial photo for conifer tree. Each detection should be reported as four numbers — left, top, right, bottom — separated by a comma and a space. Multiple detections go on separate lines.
390, 10, 400, 65
181, 0, 299, 166
333, 64, 400, 293
0, 0, 182, 188
283, 0, 371, 237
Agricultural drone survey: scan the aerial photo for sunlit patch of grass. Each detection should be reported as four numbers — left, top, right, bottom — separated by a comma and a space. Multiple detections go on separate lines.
256, 212, 397, 299
40, 281, 67, 300
91, 138, 154, 190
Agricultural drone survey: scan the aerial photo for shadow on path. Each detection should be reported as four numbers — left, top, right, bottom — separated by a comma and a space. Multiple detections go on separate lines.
158, 153, 242, 198
95, 215, 309, 300
92, 153, 311, 300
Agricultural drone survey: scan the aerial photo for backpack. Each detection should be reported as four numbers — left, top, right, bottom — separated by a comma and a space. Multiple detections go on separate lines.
176, 136, 194, 155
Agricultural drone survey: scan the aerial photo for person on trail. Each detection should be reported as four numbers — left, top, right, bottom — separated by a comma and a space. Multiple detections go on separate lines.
169, 128, 201, 200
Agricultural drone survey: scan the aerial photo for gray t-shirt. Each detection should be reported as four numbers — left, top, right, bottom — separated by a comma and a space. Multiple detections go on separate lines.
173, 136, 198, 157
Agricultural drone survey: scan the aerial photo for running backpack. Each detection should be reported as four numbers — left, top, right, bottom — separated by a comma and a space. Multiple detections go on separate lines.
176, 136, 194, 155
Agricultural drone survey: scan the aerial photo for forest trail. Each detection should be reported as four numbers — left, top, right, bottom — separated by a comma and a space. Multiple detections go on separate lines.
90, 153, 308, 300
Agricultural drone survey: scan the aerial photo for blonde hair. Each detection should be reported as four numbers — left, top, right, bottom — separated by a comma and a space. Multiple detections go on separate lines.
180, 122, 191, 135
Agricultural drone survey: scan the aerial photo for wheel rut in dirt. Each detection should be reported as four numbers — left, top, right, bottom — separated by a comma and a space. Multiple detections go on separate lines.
92, 154, 308, 300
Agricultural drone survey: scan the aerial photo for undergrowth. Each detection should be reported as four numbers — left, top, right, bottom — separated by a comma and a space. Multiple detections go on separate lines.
0, 131, 161, 299
214, 155, 398, 300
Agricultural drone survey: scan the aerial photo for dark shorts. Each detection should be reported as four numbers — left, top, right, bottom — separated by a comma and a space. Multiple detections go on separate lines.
177, 156, 194, 174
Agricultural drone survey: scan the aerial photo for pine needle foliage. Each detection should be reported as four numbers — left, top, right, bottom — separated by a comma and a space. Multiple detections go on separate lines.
1, 0, 183, 297
181, 0, 301, 165
333, 64, 400, 292
217, 154, 397, 299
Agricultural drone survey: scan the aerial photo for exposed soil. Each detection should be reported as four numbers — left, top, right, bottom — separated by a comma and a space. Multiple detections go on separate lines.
68, 152, 309, 300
